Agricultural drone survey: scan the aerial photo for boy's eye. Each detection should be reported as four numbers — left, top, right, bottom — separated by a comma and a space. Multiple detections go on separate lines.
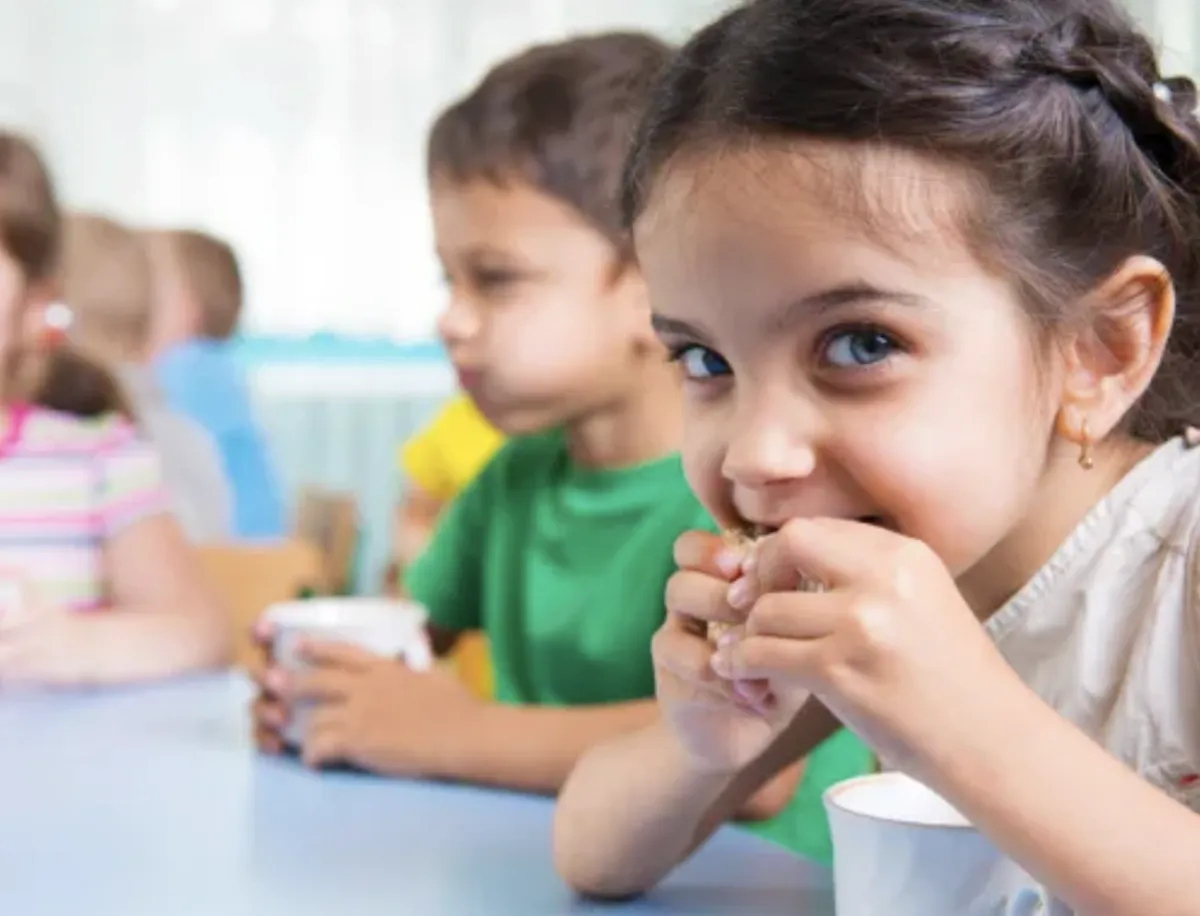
673, 345, 731, 380
475, 269, 520, 289
822, 328, 898, 368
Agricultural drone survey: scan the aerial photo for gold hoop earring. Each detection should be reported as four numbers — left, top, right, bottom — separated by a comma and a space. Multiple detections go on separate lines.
1078, 417, 1095, 470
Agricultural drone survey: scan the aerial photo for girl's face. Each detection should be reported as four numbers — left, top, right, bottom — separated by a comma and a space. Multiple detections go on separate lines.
636, 142, 1076, 598
0, 244, 26, 357
0, 244, 52, 400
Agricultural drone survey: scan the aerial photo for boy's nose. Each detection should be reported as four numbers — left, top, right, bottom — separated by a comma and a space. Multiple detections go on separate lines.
436, 296, 480, 346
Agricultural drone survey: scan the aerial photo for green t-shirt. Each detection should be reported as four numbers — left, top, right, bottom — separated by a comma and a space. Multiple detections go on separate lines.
405, 429, 713, 705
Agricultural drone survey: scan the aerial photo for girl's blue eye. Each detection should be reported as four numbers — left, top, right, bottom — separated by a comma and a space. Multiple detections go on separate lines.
676, 345, 731, 380
823, 329, 898, 368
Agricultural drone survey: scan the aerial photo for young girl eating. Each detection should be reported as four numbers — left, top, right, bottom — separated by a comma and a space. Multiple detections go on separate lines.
553, 1, 1200, 912
0, 132, 228, 685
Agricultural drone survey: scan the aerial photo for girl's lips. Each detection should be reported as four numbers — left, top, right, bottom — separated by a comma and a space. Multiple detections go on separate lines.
736, 515, 894, 536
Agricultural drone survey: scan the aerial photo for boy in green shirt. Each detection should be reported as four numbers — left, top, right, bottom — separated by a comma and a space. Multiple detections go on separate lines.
253, 33, 865, 842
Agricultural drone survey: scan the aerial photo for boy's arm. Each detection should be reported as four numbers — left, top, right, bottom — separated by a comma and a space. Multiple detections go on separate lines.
554, 698, 840, 899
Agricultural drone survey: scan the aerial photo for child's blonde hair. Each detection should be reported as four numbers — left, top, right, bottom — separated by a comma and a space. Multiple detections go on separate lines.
60, 213, 152, 363
147, 229, 243, 340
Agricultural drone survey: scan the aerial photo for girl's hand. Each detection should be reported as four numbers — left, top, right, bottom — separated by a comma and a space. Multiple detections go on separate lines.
654, 530, 812, 775
713, 518, 1024, 776
0, 577, 85, 686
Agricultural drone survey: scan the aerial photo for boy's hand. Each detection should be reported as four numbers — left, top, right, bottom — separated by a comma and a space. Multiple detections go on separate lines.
250, 620, 290, 754
278, 641, 479, 774
654, 530, 811, 775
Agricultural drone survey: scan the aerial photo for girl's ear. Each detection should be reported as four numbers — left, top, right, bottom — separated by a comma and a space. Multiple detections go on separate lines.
18, 280, 62, 349
1056, 255, 1174, 442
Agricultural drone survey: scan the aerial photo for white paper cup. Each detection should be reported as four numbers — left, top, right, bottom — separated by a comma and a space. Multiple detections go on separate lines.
263, 598, 432, 748
824, 772, 1071, 915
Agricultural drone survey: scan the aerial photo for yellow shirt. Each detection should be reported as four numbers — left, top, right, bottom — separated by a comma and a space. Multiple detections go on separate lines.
400, 394, 505, 501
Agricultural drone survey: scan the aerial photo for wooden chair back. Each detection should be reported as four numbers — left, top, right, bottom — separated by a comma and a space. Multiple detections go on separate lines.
294, 488, 359, 595
198, 540, 327, 669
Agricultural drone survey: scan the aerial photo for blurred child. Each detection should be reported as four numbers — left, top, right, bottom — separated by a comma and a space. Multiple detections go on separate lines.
554, 0, 1200, 909
144, 229, 285, 539
61, 213, 232, 543
0, 132, 228, 686
392, 392, 503, 573
253, 32, 806, 816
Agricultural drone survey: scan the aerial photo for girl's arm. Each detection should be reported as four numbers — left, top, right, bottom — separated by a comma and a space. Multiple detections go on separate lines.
554, 698, 839, 899
69, 513, 230, 683
427, 698, 803, 814
932, 683, 1200, 916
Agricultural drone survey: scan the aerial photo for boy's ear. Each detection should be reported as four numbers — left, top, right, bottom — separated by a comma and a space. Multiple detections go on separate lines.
1056, 255, 1174, 440
611, 263, 658, 348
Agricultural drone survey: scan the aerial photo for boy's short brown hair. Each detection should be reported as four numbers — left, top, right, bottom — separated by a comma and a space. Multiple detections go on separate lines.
153, 229, 243, 340
427, 32, 673, 260
61, 213, 152, 359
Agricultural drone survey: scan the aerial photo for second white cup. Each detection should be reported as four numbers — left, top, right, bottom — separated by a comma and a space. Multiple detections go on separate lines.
263, 597, 433, 748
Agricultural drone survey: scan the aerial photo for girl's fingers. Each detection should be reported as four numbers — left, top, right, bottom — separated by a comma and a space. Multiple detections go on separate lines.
653, 613, 724, 685
732, 678, 776, 715
711, 633, 824, 683
755, 517, 905, 591
744, 591, 841, 640
673, 529, 746, 581
665, 569, 745, 625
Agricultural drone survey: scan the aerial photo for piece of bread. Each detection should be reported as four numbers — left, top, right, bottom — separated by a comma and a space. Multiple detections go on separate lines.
708, 526, 823, 646
708, 528, 760, 645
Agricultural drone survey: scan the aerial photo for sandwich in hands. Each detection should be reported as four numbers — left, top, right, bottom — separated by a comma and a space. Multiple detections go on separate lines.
708, 526, 823, 645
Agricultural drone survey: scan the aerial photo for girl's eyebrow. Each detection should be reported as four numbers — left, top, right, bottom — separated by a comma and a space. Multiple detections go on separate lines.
652, 281, 932, 341
770, 281, 932, 330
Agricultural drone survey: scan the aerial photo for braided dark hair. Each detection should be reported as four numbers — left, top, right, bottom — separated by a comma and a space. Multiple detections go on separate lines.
623, 0, 1200, 441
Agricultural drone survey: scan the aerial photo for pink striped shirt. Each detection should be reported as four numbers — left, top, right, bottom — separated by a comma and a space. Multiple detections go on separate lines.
0, 405, 169, 611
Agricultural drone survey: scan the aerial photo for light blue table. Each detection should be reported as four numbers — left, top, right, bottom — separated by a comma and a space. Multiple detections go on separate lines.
0, 675, 834, 915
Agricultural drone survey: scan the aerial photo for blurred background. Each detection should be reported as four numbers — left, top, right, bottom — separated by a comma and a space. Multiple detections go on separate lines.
3, 0, 1192, 590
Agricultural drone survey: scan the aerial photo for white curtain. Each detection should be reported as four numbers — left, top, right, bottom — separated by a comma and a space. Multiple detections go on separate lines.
0, 0, 1191, 341
0, 0, 730, 342
1127, 0, 1197, 78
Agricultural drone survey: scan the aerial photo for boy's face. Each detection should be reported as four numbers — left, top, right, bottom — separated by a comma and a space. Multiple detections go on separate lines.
430, 176, 650, 436
144, 237, 198, 358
